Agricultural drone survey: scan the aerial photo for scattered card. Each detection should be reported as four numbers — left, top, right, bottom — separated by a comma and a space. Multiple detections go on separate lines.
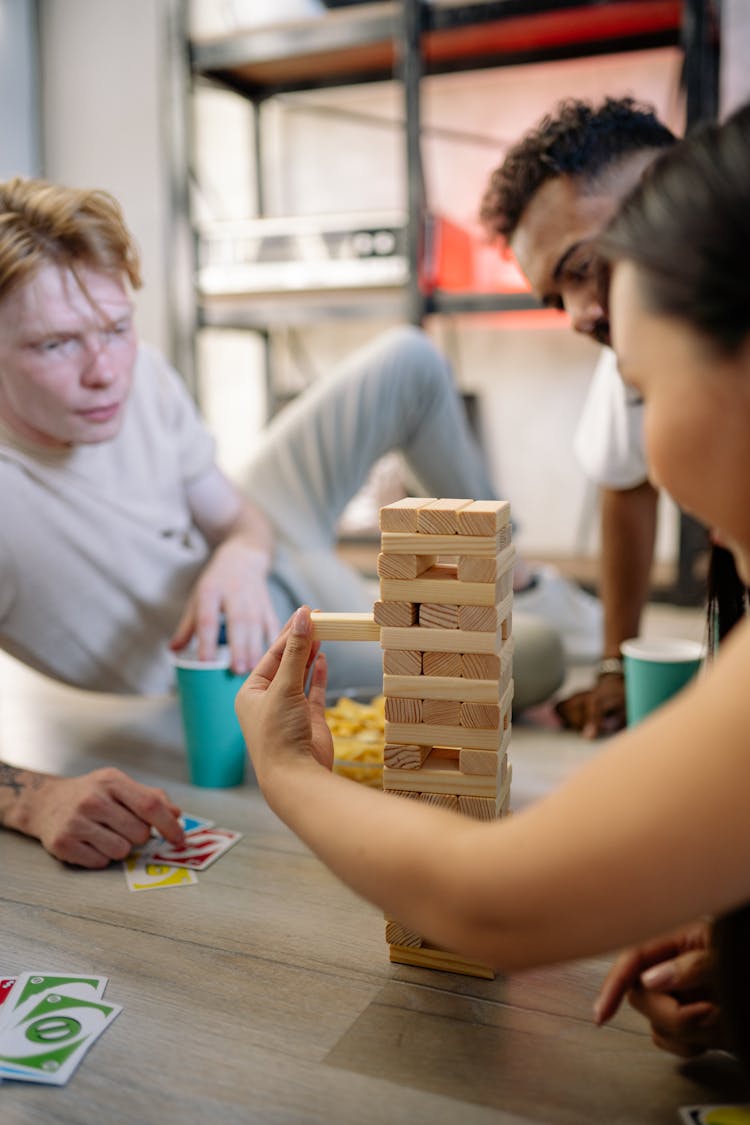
123, 850, 198, 892
0, 973, 107, 1031
679, 1107, 750, 1124
0, 986, 121, 1085
144, 827, 243, 870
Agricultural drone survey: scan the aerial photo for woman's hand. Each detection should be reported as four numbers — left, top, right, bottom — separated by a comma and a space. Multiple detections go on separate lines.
594, 920, 724, 1057
235, 607, 333, 793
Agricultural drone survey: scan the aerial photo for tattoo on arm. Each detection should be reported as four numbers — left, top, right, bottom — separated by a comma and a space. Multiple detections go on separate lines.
0, 763, 25, 797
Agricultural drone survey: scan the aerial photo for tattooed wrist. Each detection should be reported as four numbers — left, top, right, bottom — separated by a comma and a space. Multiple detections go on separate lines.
0, 762, 25, 798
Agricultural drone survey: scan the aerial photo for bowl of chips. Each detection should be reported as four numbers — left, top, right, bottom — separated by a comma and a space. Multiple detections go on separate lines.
325, 692, 385, 788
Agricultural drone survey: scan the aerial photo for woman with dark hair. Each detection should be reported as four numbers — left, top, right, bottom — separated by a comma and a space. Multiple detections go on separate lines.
236, 104, 750, 1069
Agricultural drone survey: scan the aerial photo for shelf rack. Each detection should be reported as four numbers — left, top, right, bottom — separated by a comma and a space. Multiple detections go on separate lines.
188, 0, 704, 326
180, 0, 719, 603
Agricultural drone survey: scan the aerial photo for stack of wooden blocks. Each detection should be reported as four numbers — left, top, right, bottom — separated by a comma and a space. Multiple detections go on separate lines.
377, 497, 514, 979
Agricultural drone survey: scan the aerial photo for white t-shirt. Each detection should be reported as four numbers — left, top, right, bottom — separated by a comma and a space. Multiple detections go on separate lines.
573, 347, 648, 489
0, 345, 216, 694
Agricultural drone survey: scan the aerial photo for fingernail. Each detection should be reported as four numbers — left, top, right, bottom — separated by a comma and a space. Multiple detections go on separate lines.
592, 1001, 603, 1024
292, 607, 309, 636
641, 963, 674, 990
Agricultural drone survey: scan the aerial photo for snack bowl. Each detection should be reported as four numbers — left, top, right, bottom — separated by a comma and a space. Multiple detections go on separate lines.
326, 691, 385, 788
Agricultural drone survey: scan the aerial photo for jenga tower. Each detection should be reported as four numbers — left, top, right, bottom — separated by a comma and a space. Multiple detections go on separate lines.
377, 498, 514, 979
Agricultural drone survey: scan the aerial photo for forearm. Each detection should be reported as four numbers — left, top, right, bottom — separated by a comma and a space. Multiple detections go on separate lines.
214, 502, 274, 567
0, 762, 49, 837
600, 482, 658, 655
262, 631, 750, 972
262, 758, 520, 964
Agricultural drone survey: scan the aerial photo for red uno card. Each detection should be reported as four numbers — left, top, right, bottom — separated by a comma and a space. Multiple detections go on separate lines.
145, 828, 242, 870
0, 979, 16, 1019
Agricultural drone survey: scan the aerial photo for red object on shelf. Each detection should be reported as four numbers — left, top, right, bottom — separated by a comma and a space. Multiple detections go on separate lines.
422, 2, 683, 67
421, 213, 475, 291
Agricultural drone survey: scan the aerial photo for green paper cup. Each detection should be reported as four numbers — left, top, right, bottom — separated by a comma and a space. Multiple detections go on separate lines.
621, 637, 705, 727
171, 647, 247, 787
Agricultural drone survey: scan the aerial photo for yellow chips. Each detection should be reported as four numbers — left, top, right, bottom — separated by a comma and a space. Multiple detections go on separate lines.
326, 695, 385, 787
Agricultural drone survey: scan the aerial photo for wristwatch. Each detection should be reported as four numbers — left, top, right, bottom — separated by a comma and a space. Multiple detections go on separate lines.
597, 657, 624, 677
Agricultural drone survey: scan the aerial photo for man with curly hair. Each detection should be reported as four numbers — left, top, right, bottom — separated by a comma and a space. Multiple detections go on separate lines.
480, 97, 676, 739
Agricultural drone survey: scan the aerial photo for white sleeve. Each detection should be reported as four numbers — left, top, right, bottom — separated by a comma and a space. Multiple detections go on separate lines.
573, 347, 649, 489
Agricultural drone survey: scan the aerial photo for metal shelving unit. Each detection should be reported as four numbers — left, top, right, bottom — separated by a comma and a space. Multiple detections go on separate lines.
178, 0, 719, 602
187, 0, 710, 330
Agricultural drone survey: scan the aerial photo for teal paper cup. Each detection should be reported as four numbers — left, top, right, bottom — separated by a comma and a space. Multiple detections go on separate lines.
171, 647, 247, 787
621, 637, 705, 727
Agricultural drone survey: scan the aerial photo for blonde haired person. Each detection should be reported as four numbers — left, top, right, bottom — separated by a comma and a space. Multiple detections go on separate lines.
0, 177, 563, 865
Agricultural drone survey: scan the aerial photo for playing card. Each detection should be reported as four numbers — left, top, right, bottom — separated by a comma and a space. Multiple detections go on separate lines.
0, 988, 121, 1085
144, 827, 243, 870
0, 973, 107, 1031
178, 813, 214, 834
679, 1108, 750, 1124
0, 978, 16, 1018
123, 850, 199, 892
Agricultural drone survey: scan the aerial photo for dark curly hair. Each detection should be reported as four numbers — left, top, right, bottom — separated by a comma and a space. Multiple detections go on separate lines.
480, 97, 675, 241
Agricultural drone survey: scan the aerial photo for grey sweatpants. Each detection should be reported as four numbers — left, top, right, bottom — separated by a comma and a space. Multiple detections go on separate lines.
245, 326, 563, 709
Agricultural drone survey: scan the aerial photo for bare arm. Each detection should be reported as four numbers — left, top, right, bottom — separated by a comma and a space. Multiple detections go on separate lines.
557, 480, 658, 737
0, 762, 184, 868
171, 465, 280, 673
600, 480, 658, 654
239, 607, 750, 972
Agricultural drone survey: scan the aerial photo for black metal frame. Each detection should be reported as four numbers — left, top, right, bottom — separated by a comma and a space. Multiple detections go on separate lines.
187, 0, 721, 603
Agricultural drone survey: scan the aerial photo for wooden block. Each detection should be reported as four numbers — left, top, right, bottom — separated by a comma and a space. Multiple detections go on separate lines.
422, 698, 462, 726
461, 701, 500, 729
500, 680, 514, 728
418, 792, 458, 811
503, 612, 512, 641
384, 723, 502, 753
379, 497, 436, 532
419, 602, 459, 630
460, 639, 513, 682
383, 788, 422, 800
458, 593, 513, 633
416, 498, 473, 535
385, 920, 423, 948
380, 562, 511, 608
422, 651, 462, 678
456, 499, 511, 536
383, 743, 431, 769
384, 755, 500, 796
458, 766, 512, 820
457, 544, 515, 585
382, 649, 421, 676
459, 748, 508, 779
377, 552, 436, 580
381, 531, 505, 557
310, 611, 380, 642
384, 697, 423, 724
383, 674, 499, 703
373, 601, 417, 628
381, 626, 503, 655
389, 942, 495, 980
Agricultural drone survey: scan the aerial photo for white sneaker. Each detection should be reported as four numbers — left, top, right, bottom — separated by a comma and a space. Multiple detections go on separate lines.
514, 566, 603, 664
